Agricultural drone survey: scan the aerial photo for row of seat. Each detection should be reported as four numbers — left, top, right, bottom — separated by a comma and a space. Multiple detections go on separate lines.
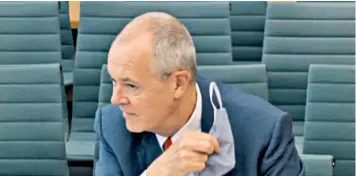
0, 63, 351, 176
1, 1, 354, 139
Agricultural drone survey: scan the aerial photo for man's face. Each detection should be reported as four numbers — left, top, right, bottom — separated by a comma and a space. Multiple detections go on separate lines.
107, 34, 177, 133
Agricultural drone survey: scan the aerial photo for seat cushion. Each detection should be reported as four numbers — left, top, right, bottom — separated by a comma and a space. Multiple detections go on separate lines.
63, 72, 73, 86
66, 132, 96, 161
300, 154, 334, 176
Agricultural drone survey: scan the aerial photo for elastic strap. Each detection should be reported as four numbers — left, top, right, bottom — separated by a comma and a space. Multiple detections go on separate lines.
209, 82, 223, 112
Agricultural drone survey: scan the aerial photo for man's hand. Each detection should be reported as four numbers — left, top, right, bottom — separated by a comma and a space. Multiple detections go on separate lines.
146, 131, 220, 176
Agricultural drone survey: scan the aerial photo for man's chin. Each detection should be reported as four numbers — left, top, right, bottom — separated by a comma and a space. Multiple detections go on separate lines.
125, 122, 145, 133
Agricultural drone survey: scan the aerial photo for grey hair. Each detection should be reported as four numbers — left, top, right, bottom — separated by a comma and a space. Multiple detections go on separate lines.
146, 13, 197, 83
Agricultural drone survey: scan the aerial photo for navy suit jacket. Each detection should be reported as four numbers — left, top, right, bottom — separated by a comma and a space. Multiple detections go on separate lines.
94, 76, 305, 176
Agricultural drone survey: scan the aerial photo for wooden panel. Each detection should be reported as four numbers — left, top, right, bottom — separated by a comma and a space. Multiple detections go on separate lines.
69, 1, 80, 29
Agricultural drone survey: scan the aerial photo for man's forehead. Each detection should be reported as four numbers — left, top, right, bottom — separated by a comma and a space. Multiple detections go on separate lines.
107, 60, 135, 81
107, 43, 153, 79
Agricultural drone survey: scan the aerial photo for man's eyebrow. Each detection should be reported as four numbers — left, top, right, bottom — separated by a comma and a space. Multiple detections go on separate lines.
120, 77, 138, 84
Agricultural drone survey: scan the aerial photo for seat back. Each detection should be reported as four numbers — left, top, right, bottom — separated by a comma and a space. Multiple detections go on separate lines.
0, 64, 69, 176
98, 65, 112, 109
230, 2, 266, 63
93, 65, 111, 175
262, 2, 355, 136
59, 1, 75, 73
198, 64, 268, 100
72, 1, 232, 133
303, 64, 355, 176
0, 2, 62, 65
0, 1, 69, 136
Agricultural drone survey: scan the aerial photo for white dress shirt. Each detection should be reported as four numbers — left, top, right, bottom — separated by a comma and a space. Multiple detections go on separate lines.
141, 83, 202, 176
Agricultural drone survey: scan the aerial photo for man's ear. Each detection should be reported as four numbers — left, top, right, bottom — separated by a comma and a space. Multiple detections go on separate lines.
171, 70, 192, 99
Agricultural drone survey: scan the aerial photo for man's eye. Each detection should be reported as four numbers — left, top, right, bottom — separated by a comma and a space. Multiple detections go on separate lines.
125, 83, 137, 89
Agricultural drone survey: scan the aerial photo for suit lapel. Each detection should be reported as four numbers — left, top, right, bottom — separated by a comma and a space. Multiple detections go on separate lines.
136, 132, 162, 173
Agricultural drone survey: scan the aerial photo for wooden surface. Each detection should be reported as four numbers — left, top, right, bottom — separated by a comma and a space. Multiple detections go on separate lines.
69, 1, 80, 29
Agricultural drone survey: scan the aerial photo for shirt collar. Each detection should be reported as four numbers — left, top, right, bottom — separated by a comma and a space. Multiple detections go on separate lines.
156, 83, 202, 150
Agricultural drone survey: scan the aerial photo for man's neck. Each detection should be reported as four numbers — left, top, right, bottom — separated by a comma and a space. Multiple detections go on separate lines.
153, 83, 197, 137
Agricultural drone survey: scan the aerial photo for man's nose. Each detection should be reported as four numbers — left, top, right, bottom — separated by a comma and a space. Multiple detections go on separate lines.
111, 86, 129, 105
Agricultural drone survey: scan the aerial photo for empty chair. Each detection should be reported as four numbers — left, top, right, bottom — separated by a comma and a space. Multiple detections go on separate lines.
0, 1, 69, 138
69, 1, 232, 161
262, 2, 355, 137
303, 64, 355, 176
59, 1, 75, 86
230, 1, 267, 64
0, 64, 69, 176
197, 64, 268, 100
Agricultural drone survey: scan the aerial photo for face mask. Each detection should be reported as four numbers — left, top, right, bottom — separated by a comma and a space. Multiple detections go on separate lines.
193, 82, 236, 176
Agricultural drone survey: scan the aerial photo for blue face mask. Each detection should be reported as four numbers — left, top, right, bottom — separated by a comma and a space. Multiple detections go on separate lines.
193, 82, 236, 176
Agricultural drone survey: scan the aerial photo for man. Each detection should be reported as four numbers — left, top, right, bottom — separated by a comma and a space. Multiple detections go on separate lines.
94, 12, 305, 176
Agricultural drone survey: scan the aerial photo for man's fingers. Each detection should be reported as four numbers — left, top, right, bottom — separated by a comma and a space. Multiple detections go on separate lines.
191, 131, 221, 153
209, 135, 221, 153
178, 149, 209, 162
182, 161, 206, 173
180, 131, 221, 154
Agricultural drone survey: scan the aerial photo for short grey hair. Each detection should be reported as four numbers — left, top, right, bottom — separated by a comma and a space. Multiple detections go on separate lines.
146, 13, 197, 83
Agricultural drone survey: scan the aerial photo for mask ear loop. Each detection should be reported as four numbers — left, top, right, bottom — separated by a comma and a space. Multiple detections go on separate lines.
209, 82, 224, 118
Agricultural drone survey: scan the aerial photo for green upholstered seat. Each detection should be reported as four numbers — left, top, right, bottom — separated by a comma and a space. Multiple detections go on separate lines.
197, 64, 268, 101
262, 2, 355, 137
0, 1, 69, 140
0, 64, 69, 176
300, 154, 334, 176
230, 2, 266, 64
69, 1, 232, 161
59, 1, 75, 86
0, 2, 62, 65
303, 64, 355, 176
98, 65, 112, 109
